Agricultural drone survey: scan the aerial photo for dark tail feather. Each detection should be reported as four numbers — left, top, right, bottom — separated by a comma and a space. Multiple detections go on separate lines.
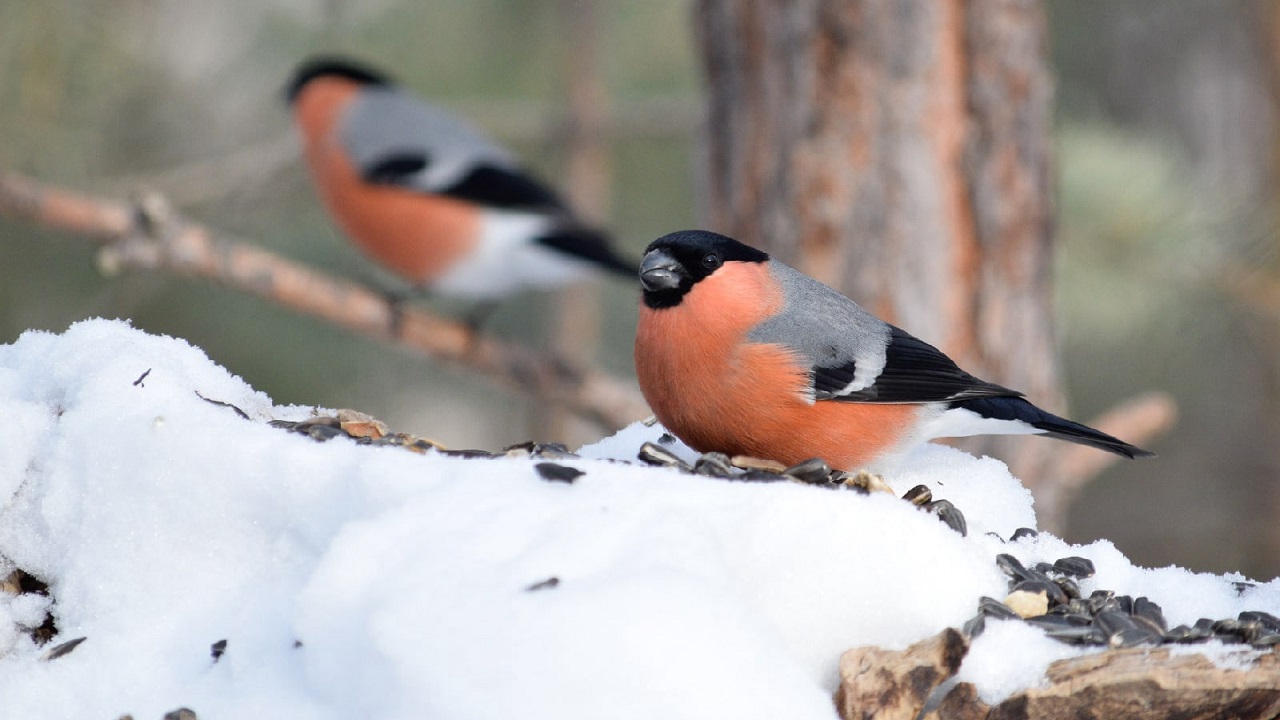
536, 227, 640, 278
955, 396, 1155, 459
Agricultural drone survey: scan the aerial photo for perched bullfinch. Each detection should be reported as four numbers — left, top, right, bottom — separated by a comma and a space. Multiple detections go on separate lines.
285, 56, 636, 301
634, 230, 1154, 471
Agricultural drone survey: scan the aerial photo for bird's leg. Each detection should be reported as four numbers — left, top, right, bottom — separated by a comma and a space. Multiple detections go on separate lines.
382, 289, 414, 339
461, 301, 500, 354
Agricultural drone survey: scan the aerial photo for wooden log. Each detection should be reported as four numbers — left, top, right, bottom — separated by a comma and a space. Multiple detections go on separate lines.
836, 627, 1280, 720
835, 628, 968, 720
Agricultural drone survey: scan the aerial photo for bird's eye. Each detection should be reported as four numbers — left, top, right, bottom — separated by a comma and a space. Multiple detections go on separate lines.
701, 252, 721, 270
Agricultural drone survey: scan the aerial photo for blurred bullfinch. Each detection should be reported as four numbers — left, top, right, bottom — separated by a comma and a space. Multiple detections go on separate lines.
634, 230, 1154, 471
285, 56, 636, 300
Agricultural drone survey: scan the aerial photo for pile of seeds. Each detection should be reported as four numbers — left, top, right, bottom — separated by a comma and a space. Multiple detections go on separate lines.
268, 411, 971, 534
269, 410, 1280, 653
964, 536, 1280, 649
634, 440, 969, 535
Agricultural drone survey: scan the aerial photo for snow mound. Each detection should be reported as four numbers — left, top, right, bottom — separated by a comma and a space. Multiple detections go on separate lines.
0, 319, 1273, 718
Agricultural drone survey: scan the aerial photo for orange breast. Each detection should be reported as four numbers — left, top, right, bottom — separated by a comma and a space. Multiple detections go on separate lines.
293, 79, 480, 285
635, 263, 922, 470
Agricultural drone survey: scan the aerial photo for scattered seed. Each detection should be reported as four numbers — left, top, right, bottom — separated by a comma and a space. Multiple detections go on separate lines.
962, 614, 986, 639
730, 455, 787, 474
1133, 597, 1167, 632
842, 470, 893, 494
637, 442, 690, 470
926, 500, 967, 536
1093, 610, 1138, 637
1114, 595, 1134, 615
534, 463, 584, 484
978, 596, 1020, 621
438, 449, 497, 459
305, 424, 346, 442
1009, 528, 1038, 542
335, 409, 388, 440
1013, 579, 1067, 608
525, 577, 560, 592
996, 554, 1035, 583
1239, 611, 1280, 632
694, 452, 735, 478
1252, 633, 1280, 647
737, 470, 787, 483
1043, 625, 1107, 645
1054, 577, 1082, 601
1110, 626, 1162, 648
658, 433, 676, 445
211, 639, 227, 661
194, 391, 250, 420
1004, 589, 1049, 619
783, 458, 832, 485
1024, 614, 1089, 631
901, 485, 932, 506
132, 368, 151, 387
1052, 556, 1095, 579
40, 636, 86, 662
162, 709, 198, 720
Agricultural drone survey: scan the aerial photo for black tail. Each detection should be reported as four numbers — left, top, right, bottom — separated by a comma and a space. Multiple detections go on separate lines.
955, 396, 1155, 459
536, 226, 640, 278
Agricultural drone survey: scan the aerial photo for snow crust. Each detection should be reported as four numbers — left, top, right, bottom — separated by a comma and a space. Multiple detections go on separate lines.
0, 319, 1274, 718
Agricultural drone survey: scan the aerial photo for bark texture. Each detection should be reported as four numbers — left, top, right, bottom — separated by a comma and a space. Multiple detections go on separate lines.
835, 628, 1280, 720
695, 0, 1128, 513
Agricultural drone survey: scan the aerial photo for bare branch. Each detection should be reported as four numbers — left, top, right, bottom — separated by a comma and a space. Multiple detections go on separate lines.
0, 171, 649, 431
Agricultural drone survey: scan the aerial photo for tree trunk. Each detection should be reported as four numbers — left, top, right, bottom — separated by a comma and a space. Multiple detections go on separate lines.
695, 0, 1069, 507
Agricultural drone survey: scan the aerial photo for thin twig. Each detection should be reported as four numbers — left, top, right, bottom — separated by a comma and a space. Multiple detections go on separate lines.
0, 171, 649, 431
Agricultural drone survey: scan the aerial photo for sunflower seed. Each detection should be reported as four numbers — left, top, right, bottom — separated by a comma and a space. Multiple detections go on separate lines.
963, 614, 986, 639
926, 500, 967, 536
525, 577, 560, 592
783, 458, 832, 485
1014, 579, 1068, 608
1052, 556, 1095, 579
694, 452, 735, 477
1009, 527, 1038, 542
995, 554, 1035, 583
978, 596, 1020, 620
730, 456, 787, 473
1133, 597, 1167, 632
637, 442, 690, 470
40, 636, 86, 662
1239, 610, 1280, 632
901, 485, 932, 506
534, 462, 584, 484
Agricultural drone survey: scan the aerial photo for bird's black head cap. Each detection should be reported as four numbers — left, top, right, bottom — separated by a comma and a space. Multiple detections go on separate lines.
285, 55, 393, 105
639, 230, 769, 309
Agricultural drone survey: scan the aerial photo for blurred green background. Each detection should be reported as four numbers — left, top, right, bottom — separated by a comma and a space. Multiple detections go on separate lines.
2, 0, 1278, 578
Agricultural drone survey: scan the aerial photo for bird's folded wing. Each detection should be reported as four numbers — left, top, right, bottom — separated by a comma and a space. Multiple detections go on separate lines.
814, 326, 1021, 404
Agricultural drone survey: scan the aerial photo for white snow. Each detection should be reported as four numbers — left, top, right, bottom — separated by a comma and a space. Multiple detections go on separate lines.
0, 318, 1274, 719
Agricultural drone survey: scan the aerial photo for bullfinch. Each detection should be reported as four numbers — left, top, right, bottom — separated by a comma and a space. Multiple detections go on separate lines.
285, 56, 636, 301
634, 230, 1153, 471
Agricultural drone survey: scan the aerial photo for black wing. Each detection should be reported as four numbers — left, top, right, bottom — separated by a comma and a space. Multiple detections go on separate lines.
362, 152, 429, 186
535, 227, 638, 277
359, 152, 569, 214
818, 326, 1021, 404
440, 165, 569, 212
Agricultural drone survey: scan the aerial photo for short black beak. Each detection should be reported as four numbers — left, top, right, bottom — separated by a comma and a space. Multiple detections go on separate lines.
639, 248, 683, 292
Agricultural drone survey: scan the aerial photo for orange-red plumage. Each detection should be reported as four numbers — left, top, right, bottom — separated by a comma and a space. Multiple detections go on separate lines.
292, 77, 480, 285
636, 260, 923, 469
